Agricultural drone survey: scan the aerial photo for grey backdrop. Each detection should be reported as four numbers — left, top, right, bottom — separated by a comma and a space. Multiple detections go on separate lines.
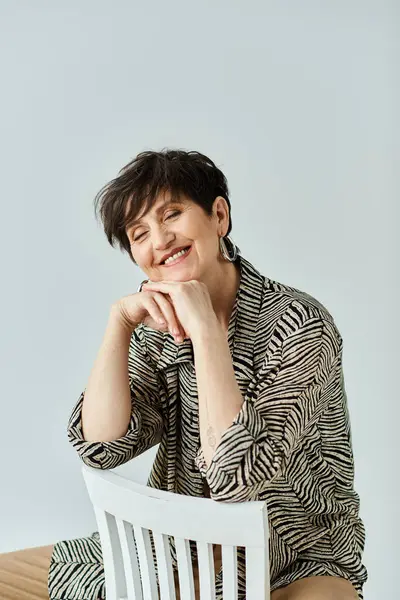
0, 2, 397, 599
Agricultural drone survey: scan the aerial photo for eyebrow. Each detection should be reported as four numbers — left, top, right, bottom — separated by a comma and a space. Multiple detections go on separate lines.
126, 199, 183, 235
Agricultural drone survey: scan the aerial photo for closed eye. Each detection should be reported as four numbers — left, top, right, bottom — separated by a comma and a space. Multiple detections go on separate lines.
132, 211, 181, 242
166, 210, 181, 219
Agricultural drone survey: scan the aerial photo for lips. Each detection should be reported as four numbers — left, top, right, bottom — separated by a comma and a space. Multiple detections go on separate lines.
159, 246, 191, 265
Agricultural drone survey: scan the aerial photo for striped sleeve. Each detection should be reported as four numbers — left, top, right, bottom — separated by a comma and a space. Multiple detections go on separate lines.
195, 312, 344, 502
67, 324, 164, 469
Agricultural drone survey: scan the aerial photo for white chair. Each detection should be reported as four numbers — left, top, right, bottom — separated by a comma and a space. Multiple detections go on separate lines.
81, 452, 270, 600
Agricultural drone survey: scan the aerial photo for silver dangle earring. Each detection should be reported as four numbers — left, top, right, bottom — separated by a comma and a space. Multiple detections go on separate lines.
219, 235, 240, 262
137, 279, 149, 293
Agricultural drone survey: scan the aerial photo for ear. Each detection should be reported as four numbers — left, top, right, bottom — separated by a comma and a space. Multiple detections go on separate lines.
213, 196, 230, 237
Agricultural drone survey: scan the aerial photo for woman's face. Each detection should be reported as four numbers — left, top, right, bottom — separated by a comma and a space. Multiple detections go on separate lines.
125, 192, 229, 283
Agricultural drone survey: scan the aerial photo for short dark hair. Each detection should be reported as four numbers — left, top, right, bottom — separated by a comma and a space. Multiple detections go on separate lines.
93, 148, 232, 264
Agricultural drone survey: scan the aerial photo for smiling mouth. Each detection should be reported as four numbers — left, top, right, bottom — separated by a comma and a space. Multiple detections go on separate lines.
161, 246, 192, 266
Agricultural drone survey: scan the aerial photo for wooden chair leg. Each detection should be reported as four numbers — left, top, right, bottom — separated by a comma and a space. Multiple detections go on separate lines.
0, 545, 53, 600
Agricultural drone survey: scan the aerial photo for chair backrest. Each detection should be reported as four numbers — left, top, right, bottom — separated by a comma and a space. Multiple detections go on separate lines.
82, 462, 270, 600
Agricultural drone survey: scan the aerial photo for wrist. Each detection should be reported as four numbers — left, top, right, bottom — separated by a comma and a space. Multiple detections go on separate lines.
191, 318, 225, 347
109, 303, 138, 334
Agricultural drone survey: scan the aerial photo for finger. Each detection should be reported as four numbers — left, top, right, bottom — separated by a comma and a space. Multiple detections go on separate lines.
154, 293, 186, 342
143, 284, 186, 340
142, 285, 186, 341
142, 294, 168, 327
142, 281, 178, 292
152, 292, 185, 341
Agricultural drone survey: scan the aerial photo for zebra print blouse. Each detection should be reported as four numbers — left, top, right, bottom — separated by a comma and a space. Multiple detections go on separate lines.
49, 254, 368, 599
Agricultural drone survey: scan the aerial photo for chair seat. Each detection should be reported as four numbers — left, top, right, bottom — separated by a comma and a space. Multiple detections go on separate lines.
0, 545, 53, 600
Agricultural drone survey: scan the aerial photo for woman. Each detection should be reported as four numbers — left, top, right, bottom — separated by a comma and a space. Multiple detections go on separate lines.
48, 149, 368, 599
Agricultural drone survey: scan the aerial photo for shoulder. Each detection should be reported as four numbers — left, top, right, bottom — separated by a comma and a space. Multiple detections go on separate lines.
262, 276, 339, 329
247, 270, 344, 389
241, 255, 336, 324
241, 258, 343, 357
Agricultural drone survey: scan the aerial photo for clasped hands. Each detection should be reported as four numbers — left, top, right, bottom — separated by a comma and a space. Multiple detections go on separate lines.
141, 280, 219, 344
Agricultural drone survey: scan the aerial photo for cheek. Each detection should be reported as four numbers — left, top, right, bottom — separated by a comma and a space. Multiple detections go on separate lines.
144, 250, 155, 267
183, 219, 211, 240
132, 246, 151, 268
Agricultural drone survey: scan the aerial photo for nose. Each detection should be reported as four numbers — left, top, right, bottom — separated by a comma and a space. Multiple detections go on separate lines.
151, 224, 175, 251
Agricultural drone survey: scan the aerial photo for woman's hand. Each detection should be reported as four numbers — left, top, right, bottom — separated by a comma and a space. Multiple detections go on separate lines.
114, 289, 187, 343
141, 280, 219, 342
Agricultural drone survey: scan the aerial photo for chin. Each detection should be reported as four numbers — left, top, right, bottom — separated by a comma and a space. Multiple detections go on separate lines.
170, 273, 195, 282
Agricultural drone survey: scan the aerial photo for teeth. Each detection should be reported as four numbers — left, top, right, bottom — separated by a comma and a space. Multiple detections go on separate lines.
164, 248, 189, 265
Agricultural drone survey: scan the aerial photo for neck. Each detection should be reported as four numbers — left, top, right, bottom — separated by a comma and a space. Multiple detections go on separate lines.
206, 258, 241, 331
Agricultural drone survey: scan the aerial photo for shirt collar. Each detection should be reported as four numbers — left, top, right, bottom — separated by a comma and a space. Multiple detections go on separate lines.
155, 254, 265, 372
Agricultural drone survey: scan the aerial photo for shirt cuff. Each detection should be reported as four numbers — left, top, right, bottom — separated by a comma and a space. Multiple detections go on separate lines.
195, 398, 267, 491
67, 390, 143, 469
